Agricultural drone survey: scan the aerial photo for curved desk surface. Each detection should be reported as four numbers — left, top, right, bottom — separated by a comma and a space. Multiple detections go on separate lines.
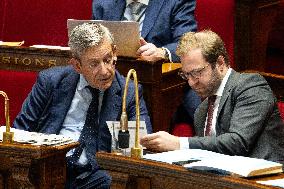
97, 152, 283, 189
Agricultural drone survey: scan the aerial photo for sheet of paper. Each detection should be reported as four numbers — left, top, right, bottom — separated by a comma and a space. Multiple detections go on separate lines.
184, 154, 283, 177
257, 179, 284, 188
143, 148, 283, 177
106, 121, 147, 155
143, 149, 226, 164
0, 126, 74, 146
67, 19, 140, 58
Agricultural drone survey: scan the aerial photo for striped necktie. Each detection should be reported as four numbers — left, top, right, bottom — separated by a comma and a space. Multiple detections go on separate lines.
123, 1, 147, 23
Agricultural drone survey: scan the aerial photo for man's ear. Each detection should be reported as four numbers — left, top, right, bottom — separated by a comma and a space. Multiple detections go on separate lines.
112, 45, 118, 63
69, 58, 82, 74
216, 56, 227, 74
112, 45, 117, 57
216, 56, 225, 66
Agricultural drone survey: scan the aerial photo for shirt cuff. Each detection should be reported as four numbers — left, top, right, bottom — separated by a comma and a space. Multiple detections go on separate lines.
179, 137, 189, 150
162, 47, 172, 62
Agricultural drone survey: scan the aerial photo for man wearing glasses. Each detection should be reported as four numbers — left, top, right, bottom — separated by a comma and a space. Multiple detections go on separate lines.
141, 30, 284, 163
13, 23, 152, 189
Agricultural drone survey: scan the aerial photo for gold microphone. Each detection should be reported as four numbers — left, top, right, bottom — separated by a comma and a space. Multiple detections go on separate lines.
0, 91, 14, 144
118, 69, 142, 158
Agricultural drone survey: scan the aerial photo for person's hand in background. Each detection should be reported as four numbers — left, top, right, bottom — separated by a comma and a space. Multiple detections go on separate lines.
137, 38, 166, 62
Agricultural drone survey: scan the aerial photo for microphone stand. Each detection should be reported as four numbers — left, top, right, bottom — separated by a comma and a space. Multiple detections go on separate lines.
118, 69, 142, 158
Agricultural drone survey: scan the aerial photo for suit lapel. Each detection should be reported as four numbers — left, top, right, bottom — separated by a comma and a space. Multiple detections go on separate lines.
51, 70, 79, 133
216, 70, 239, 117
106, 0, 126, 20
141, 0, 165, 38
194, 100, 208, 136
99, 74, 122, 124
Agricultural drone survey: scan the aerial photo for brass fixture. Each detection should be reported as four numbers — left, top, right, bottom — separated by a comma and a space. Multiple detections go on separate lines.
119, 69, 142, 158
0, 91, 14, 143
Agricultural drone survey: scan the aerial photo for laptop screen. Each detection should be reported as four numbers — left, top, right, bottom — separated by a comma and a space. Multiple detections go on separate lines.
67, 19, 140, 58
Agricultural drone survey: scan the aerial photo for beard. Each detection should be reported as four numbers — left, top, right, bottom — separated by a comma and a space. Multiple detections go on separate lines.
199, 68, 222, 99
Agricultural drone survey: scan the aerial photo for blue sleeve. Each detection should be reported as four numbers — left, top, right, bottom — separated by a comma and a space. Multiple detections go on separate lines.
162, 0, 197, 62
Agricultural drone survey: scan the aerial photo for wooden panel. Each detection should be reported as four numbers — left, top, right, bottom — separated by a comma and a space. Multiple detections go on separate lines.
0, 142, 78, 189
0, 46, 70, 71
235, 0, 281, 72
113, 58, 186, 132
97, 152, 281, 189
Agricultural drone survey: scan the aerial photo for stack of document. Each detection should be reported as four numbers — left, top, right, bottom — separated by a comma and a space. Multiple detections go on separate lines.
0, 126, 74, 146
143, 149, 283, 177
143, 149, 225, 164
257, 179, 284, 188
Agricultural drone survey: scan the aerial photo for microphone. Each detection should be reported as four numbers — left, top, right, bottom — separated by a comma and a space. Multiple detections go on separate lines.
118, 69, 142, 158
0, 91, 14, 144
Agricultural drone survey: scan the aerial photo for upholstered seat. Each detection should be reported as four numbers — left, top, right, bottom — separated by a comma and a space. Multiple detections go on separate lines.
278, 101, 284, 120
0, 70, 37, 125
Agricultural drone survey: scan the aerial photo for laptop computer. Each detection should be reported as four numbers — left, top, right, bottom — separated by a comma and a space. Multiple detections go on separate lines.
67, 19, 140, 58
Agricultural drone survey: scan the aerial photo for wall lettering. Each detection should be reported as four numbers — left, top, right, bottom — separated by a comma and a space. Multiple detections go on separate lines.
0, 55, 58, 68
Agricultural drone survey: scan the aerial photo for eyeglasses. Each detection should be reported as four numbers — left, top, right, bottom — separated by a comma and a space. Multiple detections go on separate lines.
178, 64, 210, 80
88, 56, 116, 70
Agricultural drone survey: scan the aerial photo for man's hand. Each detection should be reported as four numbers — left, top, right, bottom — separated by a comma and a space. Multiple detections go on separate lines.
140, 131, 180, 152
137, 38, 165, 62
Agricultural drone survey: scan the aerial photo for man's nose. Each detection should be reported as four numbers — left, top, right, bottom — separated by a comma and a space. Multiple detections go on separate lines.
96, 62, 109, 74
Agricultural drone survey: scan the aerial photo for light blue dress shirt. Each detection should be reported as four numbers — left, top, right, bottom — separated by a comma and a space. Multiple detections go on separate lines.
59, 74, 104, 164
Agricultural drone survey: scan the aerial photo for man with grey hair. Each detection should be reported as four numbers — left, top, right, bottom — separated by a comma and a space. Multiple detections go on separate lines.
141, 30, 284, 163
13, 23, 152, 188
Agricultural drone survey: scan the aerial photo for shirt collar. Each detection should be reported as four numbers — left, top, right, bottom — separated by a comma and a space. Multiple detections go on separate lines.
126, 0, 149, 6
215, 68, 232, 97
77, 74, 89, 91
77, 74, 105, 93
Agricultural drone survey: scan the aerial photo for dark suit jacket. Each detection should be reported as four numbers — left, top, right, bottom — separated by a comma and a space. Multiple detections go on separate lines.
13, 66, 152, 146
92, 0, 197, 62
188, 70, 284, 162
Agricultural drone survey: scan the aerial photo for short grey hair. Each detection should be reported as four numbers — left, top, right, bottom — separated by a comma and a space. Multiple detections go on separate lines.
68, 22, 114, 59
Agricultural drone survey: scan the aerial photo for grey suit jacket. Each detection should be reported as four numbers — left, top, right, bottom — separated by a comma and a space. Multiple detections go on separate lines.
13, 65, 152, 137
92, 0, 197, 62
188, 70, 284, 162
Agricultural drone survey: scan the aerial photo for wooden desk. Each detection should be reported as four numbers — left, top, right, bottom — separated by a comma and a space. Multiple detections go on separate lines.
0, 142, 78, 189
0, 46, 185, 132
97, 152, 282, 189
